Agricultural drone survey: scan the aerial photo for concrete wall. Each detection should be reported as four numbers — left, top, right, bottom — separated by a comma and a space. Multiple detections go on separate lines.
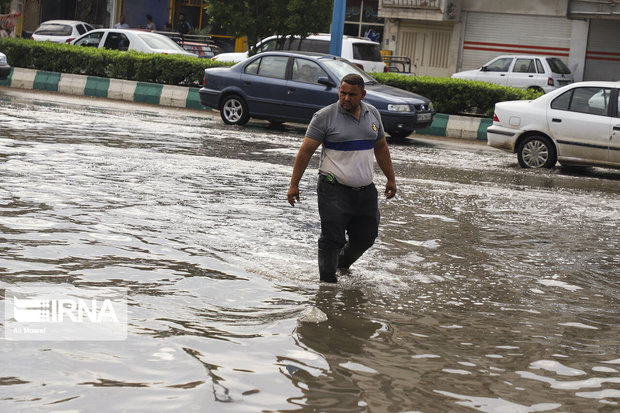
568, 19, 588, 81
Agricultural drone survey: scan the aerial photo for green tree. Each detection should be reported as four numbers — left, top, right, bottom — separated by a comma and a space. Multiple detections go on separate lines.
206, 0, 332, 55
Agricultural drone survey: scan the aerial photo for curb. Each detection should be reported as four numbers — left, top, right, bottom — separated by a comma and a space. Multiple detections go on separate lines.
0, 67, 204, 110
0, 67, 490, 140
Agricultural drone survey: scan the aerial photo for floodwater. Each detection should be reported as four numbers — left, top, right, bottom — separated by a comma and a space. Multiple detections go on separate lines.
0, 89, 619, 412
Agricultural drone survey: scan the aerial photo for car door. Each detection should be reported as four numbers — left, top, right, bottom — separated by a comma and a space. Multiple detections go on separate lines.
477, 57, 513, 86
610, 89, 620, 164
507, 58, 537, 89
284, 58, 338, 122
239, 55, 290, 118
103, 31, 130, 51
73, 31, 105, 47
548, 86, 612, 163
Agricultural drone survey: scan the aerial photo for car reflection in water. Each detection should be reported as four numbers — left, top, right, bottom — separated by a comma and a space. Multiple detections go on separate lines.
199, 51, 435, 140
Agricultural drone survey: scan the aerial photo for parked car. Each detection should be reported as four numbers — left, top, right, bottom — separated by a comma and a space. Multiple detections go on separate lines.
487, 81, 620, 169
31, 20, 94, 44
71, 29, 196, 56
0, 51, 10, 80
212, 34, 388, 73
179, 41, 220, 58
200, 51, 435, 139
452, 55, 574, 93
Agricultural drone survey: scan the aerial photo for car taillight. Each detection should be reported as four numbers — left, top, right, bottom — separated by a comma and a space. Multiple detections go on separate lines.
65, 38, 75, 43
162, 52, 168, 55
203, 74, 206, 86
547, 77, 554, 86
30, 36, 34, 40
383, 65, 388, 72
493, 113, 499, 122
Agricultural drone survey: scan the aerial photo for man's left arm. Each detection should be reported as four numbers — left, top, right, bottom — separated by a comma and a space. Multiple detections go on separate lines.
374, 137, 397, 199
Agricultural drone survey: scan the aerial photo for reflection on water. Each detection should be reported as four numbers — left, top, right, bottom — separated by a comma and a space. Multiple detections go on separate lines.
0, 90, 619, 411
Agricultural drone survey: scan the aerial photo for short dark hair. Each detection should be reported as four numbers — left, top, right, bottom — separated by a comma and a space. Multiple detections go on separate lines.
146, 14, 152, 21
341, 73, 365, 90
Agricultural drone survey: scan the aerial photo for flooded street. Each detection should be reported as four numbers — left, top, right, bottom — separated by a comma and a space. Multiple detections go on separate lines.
1, 88, 619, 412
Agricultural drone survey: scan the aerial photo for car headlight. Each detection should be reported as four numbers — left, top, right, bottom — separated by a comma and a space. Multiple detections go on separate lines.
0, 56, 6, 65
428, 102, 434, 112
387, 104, 411, 112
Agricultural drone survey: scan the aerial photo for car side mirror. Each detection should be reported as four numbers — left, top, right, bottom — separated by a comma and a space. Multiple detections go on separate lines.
318, 76, 336, 87
480, 66, 488, 72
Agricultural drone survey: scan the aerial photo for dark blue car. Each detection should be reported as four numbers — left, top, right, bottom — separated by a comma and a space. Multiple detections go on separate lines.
199, 51, 435, 139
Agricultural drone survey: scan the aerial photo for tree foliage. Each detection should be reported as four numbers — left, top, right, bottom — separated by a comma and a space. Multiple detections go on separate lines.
206, 0, 333, 54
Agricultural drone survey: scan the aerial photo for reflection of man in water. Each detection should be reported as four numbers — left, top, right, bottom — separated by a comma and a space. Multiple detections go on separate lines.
291, 285, 381, 409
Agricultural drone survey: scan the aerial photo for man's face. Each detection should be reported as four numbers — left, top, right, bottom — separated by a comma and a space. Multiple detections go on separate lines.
338, 82, 366, 113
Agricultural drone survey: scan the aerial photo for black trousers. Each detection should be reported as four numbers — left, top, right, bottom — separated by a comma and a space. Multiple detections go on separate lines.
317, 174, 380, 280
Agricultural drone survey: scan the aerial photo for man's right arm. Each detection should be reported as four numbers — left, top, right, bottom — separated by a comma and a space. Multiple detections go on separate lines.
287, 137, 321, 206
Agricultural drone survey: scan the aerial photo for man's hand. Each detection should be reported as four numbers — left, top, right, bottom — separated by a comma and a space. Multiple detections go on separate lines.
288, 137, 321, 207
287, 184, 300, 206
385, 180, 397, 199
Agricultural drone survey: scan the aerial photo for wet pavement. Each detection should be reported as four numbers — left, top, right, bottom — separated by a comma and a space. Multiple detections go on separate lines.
0, 88, 619, 412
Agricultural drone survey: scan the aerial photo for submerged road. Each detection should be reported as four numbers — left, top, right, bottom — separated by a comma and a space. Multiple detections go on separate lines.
1, 88, 619, 412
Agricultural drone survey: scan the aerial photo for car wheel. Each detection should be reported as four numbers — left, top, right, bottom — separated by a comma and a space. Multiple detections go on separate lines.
388, 130, 414, 140
517, 135, 557, 169
220, 95, 250, 125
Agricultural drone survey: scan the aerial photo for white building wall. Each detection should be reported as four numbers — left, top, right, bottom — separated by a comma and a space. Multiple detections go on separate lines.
568, 19, 588, 81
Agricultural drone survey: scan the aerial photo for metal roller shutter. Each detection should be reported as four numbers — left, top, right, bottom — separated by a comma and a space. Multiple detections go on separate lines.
584, 20, 620, 81
461, 12, 572, 71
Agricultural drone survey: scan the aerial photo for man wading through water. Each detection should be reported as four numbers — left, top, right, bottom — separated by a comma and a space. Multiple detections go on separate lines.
287, 73, 397, 283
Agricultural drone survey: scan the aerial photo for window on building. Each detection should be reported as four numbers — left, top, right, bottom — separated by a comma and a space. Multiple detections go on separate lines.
344, 0, 384, 44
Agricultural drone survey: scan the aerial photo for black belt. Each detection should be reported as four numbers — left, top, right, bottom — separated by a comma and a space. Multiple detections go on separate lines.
319, 173, 373, 191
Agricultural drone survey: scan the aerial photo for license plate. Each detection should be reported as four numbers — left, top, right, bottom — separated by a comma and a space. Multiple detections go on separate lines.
418, 113, 431, 121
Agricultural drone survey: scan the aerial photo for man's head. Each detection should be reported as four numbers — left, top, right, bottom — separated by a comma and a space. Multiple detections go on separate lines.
339, 73, 366, 113
179, 13, 185, 20
119, 15, 125, 23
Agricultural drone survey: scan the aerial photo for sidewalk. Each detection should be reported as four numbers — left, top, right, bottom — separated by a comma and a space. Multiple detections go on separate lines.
0, 67, 491, 140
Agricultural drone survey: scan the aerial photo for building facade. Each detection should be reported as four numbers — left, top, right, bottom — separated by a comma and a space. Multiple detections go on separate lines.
378, 0, 620, 81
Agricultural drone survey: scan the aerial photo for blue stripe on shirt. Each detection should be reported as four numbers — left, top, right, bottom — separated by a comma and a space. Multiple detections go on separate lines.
324, 139, 376, 151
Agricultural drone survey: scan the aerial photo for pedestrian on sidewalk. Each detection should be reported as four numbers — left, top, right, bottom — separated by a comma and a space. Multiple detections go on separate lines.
177, 13, 191, 35
145, 14, 156, 30
114, 15, 129, 29
287, 73, 397, 283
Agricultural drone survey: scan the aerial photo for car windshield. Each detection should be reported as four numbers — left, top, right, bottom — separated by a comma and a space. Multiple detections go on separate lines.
137, 33, 185, 51
35, 24, 72, 36
321, 58, 376, 83
546, 58, 571, 74
352, 43, 383, 62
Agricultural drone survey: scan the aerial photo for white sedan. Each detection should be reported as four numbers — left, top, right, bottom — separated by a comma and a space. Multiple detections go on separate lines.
487, 81, 620, 169
71, 29, 196, 57
31, 20, 94, 44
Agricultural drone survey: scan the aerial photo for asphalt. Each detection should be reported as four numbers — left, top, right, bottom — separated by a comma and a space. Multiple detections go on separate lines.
0, 67, 492, 141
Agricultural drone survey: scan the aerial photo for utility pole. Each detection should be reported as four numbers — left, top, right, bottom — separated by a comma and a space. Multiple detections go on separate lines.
329, 0, 345, 56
